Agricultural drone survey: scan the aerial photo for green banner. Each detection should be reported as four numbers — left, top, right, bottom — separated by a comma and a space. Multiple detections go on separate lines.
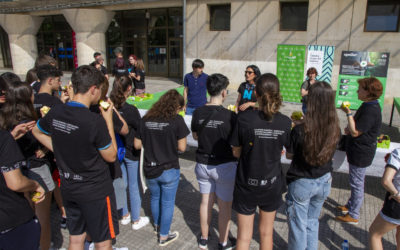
276, 44, 306, 103
335, 51, 390, 110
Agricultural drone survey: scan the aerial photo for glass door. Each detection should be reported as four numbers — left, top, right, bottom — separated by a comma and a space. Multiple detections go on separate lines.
168, 38, 182, 78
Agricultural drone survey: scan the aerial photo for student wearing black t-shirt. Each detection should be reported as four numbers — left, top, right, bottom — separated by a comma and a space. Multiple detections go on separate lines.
132, 58, 146, 95
230, 73, 291, 250
235, 65, 261, 113
336, 77, 383, 225
191, 73, 237, 250
33, 66, 119, 250
0, 81, 55, 250
285, 82, 340, 250
0, 129, 45, 250
110, 76, 150, 230
134, 89, 190, 247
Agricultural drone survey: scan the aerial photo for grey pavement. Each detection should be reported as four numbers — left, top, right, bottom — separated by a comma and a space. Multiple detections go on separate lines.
1, 69, 398, 249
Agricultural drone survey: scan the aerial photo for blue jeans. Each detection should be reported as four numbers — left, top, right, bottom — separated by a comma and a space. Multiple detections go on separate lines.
286, 173, 332, 250
185, 107, 196, 115
147, 168, 180, 237
302, 102, 307, 114
346, 164, 367, 219
120, 158, 142, 221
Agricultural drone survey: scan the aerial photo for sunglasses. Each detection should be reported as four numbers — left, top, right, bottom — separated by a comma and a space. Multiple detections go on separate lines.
245, 71, 254, 75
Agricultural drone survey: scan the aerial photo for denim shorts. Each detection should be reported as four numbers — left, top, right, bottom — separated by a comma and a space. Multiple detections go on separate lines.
22, 164, 55, 193
380, 211, 400, 225
195, 162, 237, 202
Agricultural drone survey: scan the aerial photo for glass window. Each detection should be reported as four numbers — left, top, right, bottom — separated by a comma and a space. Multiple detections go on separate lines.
365, 0, 400, 32
149, 9, 167, 28
280, 2, 308, 31
209, 4, 231, 31
169, 28, 182, 38
123, 10, 147, 28
168, 8, 183, 27
148, 29, 167, 45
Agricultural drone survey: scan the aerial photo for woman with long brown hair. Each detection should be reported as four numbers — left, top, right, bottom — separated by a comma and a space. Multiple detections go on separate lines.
0, 81, 54, 250
110, 76, 150, 230
134, 89, 190, 247
285, 81, 340, 250
231, 73, 292, 250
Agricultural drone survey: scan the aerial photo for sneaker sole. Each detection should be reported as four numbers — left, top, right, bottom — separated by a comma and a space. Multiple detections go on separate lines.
159, 232, 179, 247
336, 218, 358, 225
198, 244, 208, 249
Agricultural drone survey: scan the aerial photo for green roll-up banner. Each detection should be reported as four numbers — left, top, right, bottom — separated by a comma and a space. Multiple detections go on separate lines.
335, 51, 389, 110
276, 44, 306, 103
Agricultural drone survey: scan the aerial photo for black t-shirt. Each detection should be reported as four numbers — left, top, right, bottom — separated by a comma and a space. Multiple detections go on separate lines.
34, 92, 63, 115
237, 82, 257, 110
37, 101, 114, 201
346, 101, 382, 167
16, 122, 50, 169
118, 103, 141, 161
191, 105, 237, 165
230, 110, 291, 191
135, 115, 190, 179
0, 130, 35, 231
286, 124, 333, 184
89, 104, 124, 179
134, 68, 146, 90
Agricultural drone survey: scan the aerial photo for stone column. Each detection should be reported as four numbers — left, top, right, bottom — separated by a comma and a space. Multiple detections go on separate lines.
0, 14, 43, 75
62, 9, 114, 66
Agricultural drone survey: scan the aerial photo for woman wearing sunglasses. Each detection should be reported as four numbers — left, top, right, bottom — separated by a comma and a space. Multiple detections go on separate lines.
235, 65, 261, 113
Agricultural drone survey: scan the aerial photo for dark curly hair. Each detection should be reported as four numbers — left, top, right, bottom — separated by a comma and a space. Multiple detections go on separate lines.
144, 89, 184, 121
255, 73, 282, 118
110, 76, 132, 109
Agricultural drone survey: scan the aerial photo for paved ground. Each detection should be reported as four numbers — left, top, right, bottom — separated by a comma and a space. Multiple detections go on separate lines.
1, 69, 399, 249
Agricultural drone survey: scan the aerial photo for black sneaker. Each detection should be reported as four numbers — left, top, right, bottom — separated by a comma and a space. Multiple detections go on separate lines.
218, 237, 236, 250
60, 216, 67, 229
198, 236, 208, 249
158, 231, 179, 246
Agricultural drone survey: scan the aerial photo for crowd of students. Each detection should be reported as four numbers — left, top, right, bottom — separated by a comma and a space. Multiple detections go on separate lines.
0, 55, 399, 250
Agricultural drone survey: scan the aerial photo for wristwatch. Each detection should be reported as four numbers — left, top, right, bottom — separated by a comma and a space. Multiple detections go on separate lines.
346, 113, 353, 117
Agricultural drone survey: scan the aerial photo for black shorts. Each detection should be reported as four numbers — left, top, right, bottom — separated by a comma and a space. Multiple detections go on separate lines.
232, 176, 283, 215
381, 192, 400, 220
63, 193, 119, 243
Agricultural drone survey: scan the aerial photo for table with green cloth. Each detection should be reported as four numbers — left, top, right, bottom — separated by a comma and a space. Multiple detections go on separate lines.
126, 86, 184, 110
389, 97, 400, 126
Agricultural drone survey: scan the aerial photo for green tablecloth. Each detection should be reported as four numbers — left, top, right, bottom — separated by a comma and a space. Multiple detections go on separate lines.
126, 86, 184, 110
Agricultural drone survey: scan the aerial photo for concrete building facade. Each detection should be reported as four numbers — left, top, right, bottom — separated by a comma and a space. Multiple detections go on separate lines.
0, 0, 399, 105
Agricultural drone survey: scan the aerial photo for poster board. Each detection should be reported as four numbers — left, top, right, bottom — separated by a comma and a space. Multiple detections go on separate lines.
276, 44, 306, 103
335, 51, 389, 110
307, 45, 335, 83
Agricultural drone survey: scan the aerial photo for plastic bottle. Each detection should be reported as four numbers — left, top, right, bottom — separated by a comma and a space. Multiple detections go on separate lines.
342, 239, 349, 250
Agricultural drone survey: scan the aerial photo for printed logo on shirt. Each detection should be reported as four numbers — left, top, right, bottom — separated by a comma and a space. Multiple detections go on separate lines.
198, 119, 224, 129
254, 129, 285, 139
52, 119, 79, 134
248, 178, 258, 186
145, 122, 169, 131
243, 89, 253, 100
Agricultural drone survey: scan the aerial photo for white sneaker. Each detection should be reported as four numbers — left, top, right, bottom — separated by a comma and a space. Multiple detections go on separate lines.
132, 216, 150, 230
120, 214, 131, 225
113, 247, 128, 250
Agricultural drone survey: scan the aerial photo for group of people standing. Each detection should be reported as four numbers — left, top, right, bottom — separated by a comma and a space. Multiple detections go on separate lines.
0, 53, 398, 250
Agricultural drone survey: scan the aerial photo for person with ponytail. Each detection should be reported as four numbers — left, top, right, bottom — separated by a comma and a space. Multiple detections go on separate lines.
110, 76, 150, 230
230, 73, 291, 250
134, 89, 190, 246
285, 81, 340, 250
